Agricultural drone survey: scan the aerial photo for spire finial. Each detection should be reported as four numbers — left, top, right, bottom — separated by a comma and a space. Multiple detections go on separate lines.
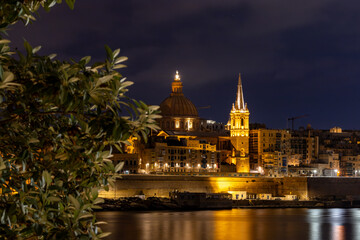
175, 70, 181, 81
235, 73, 245, 110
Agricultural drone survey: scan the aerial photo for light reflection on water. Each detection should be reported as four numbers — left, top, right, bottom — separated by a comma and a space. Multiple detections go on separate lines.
96, 208, 360, 240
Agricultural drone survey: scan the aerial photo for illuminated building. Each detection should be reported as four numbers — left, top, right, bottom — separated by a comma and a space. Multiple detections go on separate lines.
290, 129, 319, 165
228, 74, 250, 173
330, 126, 342, 133
249, 129, 291, 170
340, 155, 360, 176
158, 71, 200, 132
139, 133, 219, 173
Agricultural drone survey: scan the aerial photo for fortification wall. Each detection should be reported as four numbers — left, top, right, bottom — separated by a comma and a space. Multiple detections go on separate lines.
280, 177, 309, 200
99, 175, 308, 199
307, 177, 360, 200
100, 175, 360, 200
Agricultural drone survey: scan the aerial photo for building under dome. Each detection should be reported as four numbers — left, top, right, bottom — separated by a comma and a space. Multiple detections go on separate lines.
158, 71, 200, 131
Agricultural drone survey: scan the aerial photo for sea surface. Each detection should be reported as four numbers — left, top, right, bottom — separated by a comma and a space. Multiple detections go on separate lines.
96, 208, 360, 240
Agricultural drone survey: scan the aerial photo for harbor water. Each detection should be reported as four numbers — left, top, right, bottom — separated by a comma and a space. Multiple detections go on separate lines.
96, 208, 360, 240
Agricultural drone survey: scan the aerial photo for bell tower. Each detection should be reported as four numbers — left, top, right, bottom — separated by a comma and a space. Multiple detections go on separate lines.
229, 74, 250, 173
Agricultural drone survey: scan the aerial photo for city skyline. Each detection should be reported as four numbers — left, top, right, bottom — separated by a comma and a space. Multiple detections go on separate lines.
8, 0, 360, 129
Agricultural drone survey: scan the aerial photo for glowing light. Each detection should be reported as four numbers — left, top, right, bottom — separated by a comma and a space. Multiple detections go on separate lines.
187, 119, 192, 130
175, 70, 180, 81
198, 164, 200, 167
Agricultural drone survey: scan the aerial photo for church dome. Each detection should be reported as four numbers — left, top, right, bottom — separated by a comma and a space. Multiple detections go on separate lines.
160, 95, 198, 117
160, 71, 198, 118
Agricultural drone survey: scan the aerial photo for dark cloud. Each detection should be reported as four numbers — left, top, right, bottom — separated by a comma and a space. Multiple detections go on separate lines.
8, 0, 360, 129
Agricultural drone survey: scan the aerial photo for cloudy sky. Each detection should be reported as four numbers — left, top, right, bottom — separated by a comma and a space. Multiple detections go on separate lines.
8, 0, 360, 130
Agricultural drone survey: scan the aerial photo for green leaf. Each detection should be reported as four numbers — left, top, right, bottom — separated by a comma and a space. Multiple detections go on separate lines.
114, 56, 128, 64
95, 221, 108, 225
28, 138, 40, 144
98, 232, 112, 238
23, 40, 32, 57
0, 39, 10, 45
104, 45, 113, 60
69, 195, 80, 210
48, 196, 61, 202
93, 197, 104, 205
42, 170, 52, 186
32, 45, 41, 54
78, 213, 93, 219
80, 56, 91, 65
115, 162, 124, 173
65, 0, 76, 10
113, 49, 120, 58
48, 53, 57, 59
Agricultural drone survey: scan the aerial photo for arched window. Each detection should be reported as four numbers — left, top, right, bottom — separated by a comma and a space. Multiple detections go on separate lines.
241, 118, 244, 126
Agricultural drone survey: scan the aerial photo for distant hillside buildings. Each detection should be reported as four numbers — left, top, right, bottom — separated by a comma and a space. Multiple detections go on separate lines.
114, 71, 360, 177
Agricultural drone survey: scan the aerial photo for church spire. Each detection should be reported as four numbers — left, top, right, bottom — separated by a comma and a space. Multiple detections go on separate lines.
235, 73, 245, 110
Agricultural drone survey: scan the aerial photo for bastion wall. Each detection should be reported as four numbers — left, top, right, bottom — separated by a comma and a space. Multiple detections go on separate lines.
99, 175, 309, 200
307, 177, 360, 199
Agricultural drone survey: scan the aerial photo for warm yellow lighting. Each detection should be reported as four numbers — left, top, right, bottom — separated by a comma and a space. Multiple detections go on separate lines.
198, 164, 201, 167
187, 119, 192, 130
175, 70, 180, 81
175, 120, 180, 128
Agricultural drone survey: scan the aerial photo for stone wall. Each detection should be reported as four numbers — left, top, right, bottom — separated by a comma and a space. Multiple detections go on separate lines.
99, 175, 307, 199
307, 177, 360, 200
99, 175, 360, 200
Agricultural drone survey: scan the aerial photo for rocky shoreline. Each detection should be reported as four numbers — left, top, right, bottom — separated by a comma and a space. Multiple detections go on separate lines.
98, 197, 360, 211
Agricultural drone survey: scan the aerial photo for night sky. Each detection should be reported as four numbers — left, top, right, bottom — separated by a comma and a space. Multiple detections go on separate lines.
8, 0, 360, 130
